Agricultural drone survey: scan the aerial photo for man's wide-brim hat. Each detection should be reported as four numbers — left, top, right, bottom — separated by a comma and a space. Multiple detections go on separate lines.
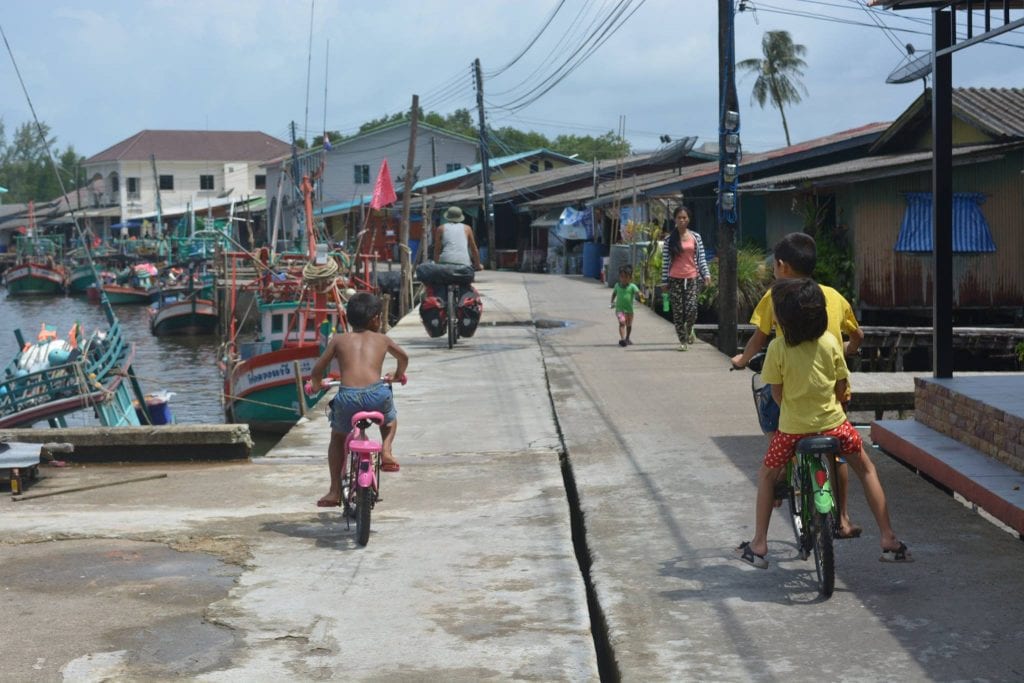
444, 206, 464, 223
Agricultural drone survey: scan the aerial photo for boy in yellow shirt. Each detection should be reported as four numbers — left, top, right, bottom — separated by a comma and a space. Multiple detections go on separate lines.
731, 232, 865, 538
735, 278, 911, 569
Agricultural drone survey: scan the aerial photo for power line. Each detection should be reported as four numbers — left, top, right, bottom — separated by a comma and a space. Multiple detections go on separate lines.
486, 0, 568, 78
491, 0, 648, 114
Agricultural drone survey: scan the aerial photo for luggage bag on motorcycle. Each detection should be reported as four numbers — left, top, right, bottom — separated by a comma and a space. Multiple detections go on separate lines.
415, 262, 475, 285
457, 287, 483, 337
418, 283, 448, 337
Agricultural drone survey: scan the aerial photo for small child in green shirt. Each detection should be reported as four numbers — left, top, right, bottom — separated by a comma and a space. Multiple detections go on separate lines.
610, 264, 641, 347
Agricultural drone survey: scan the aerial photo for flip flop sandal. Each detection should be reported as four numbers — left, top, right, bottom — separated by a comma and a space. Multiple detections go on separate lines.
880, 541, 914, 562
835, 525, 863, 539
734, 541, 769, 569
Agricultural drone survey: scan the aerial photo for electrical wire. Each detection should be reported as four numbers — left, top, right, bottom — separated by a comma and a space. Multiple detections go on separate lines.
748, 1, 1024, 49
486, 0, 567, 78
490, 0, 648, 114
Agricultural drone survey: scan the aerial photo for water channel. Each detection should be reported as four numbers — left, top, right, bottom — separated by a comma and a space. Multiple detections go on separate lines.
1, 292, 280, 454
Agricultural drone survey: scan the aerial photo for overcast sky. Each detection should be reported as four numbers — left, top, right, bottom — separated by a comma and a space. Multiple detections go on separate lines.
1, 0, 1022, 160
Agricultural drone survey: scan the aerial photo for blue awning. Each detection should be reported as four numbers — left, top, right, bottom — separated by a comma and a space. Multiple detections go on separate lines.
894, 192, 996, 253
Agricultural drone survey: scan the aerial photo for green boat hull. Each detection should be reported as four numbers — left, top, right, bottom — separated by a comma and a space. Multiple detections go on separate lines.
6, 277, 63, 295
68, 270, 97, 294
228, 384, 319, 433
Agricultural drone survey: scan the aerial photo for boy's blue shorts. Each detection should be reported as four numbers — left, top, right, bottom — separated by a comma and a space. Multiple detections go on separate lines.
329, 381, 397, 433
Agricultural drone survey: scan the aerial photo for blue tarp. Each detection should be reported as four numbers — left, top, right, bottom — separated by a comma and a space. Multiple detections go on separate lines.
894, 192, 996, 253
555, 207, 593, 240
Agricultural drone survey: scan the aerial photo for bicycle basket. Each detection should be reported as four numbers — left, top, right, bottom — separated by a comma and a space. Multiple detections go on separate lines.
753, 383, 780, 434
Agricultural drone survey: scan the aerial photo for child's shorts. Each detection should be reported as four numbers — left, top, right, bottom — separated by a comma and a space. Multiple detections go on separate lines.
764, 420, 861, 468
329, 381, 397, 434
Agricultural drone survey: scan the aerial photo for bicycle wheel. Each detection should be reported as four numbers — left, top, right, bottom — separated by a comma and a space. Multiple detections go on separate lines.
355, 486, 372, 546
446, 286, 456, 349
811, 510, 836, 597
342, 455, 357, 519
786, 463, 805, 555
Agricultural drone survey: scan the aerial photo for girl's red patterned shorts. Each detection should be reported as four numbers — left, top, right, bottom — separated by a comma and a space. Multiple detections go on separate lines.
764, 420, 862, 468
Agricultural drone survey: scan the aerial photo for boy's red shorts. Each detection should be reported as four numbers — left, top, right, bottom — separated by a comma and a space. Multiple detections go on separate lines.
763, 420, 862, 468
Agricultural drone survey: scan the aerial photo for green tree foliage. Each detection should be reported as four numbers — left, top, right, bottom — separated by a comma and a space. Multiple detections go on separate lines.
0, 120, 85, 203
738, 30, 808, 147
354, 108, 630, 161
551, 131, 630, 160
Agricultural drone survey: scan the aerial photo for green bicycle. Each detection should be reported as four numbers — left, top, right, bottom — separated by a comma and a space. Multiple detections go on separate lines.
737, 352, 839, 598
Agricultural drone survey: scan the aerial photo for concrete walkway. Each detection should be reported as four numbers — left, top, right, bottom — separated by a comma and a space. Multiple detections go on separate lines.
2, 271, 1024, 682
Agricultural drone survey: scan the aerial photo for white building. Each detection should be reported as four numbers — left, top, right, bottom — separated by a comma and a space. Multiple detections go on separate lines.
82, 130, 291, 229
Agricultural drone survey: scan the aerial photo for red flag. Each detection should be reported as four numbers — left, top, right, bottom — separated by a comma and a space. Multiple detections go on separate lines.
369, 159, 397, 209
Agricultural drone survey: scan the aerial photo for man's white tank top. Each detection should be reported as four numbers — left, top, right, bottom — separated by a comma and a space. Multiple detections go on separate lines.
438, 222, 471, 266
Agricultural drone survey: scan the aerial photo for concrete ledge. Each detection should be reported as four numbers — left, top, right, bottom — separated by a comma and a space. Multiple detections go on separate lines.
872, 419, 1024, 535
0, 425, 253, 462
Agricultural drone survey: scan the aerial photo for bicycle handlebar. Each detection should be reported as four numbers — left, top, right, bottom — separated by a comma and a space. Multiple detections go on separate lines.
304, 375, 408, 396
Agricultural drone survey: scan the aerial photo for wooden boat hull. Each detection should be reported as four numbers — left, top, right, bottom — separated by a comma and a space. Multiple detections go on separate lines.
223, 345, 323, 433
149, 298, 218, 336
67, 267, 97, 294
4, 263, 66, 295
88, 284, 151, 305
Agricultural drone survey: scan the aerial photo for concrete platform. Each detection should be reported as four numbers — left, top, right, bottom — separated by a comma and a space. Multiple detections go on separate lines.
0, 424, 253, 461
872, 419, 1024, 535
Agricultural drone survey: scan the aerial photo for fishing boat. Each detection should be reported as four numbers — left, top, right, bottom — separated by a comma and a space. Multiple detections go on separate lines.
86, 262, 159, 304
0, 317, 149, 428
66, 243, 118, 294
66, 260, 97, 295
221, 172, 349, 433
2, 205, 67, 295
149, 265, 218, 336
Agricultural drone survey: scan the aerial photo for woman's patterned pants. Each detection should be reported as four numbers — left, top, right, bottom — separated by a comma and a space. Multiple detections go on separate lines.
668, 277, 702, 343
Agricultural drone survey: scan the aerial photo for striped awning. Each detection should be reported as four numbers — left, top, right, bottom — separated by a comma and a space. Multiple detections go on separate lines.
893, 192, 996, 253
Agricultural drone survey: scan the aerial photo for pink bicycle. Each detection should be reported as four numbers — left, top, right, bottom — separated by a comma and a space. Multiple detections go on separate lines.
310, 376, 405, 546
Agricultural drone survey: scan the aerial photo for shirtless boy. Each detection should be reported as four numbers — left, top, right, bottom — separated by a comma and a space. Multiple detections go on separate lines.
309, 292, 408, 508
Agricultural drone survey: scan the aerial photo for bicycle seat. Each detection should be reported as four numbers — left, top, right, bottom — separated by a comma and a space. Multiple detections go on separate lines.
795, 435, 841, 454
350, 410, 385, 430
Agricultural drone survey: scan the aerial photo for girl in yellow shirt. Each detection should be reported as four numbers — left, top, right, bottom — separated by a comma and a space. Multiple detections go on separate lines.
736, 278, 912, 569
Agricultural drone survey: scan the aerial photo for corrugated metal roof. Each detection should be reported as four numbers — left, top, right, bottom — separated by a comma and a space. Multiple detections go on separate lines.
954, 88, 1024, 139
411, 148, 584, 191
85, 130, 291, 164
741, 141, 1024, 190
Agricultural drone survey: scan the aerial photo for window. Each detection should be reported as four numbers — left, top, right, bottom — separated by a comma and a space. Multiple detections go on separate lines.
445, 162, 462, 173
159, 175, 174, 191
354, 164, 370, 184
127, 177, 140, 199
199, 174, 215, 191
894, 192, 996, 253
110, 175, 119, 193
255, 174, 266, 190
271, 313, 283, 334
544, 160, 553, 171
529, 161, 539, 173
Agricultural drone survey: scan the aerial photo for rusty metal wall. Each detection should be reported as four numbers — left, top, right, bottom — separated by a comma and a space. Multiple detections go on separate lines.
841, 151, 1024, 311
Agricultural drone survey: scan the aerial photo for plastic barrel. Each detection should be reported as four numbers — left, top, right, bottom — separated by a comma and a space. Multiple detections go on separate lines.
582, 242, 603, 279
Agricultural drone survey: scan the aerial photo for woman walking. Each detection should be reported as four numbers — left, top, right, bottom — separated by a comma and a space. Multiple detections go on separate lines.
660, 206, 711, 351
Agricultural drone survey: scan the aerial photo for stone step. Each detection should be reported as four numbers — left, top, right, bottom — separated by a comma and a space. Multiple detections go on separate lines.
872, 418, 1024, 535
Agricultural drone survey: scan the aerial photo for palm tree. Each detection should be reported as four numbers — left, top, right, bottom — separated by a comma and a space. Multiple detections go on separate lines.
738, 30, 808, 147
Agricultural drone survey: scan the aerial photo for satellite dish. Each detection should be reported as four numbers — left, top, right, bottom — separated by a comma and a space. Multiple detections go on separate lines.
886, 50, 932, 84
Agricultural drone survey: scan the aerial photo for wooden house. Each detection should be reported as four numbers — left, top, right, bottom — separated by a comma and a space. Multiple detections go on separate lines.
741, 87, 1024, 324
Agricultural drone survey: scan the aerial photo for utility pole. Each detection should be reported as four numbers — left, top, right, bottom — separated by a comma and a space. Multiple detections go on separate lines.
473, 58, 496, 269
149, 154, 164, 238
717, 0, 740, 355
399, 94, 420, 317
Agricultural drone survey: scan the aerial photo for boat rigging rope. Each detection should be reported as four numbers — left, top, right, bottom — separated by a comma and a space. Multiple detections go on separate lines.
301, 257, 340, 289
